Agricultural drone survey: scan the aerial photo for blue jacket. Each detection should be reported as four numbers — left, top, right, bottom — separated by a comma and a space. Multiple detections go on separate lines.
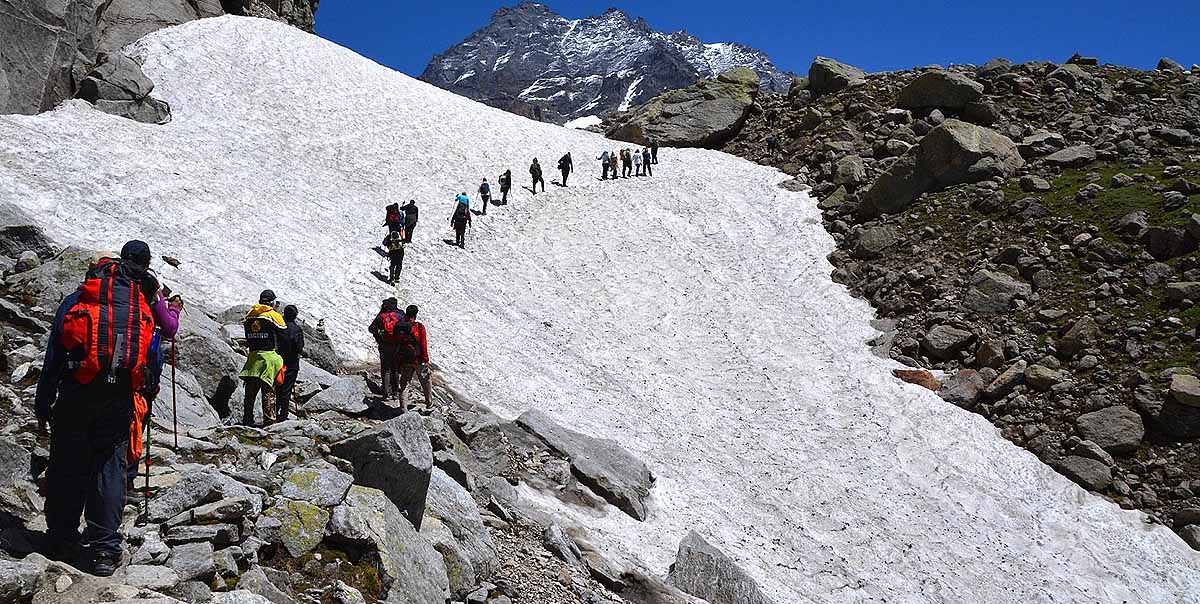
455, 194, 470, 207
35, 291, 80, 421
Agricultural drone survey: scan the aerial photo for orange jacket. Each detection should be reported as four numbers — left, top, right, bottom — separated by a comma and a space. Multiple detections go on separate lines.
411, 322, 429, 365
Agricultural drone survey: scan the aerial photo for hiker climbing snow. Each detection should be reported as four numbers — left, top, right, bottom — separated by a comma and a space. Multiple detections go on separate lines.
530, 158, 544, 194
558, 152, 573, 186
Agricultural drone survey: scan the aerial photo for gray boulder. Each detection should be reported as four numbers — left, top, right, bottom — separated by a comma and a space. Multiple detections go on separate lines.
1024, 365, 1064, 391
1157, 57, 1185, 72
1169, 374, 1200, 408
1043, 145, 1097, 168
1141, 226, 1195, 260
236, 567, 295, 604
0, 557, 42, 603
1057, 316, 1100, 359
542, 523, 586, 569
831, 154, 866, 187
0, 0, 99, 115
0, 204, 57, 260
303, 375, 369, 415
330, 413, 433, 529
516, 410, 654, 520
1052, 456, 1111, 491
808, 57, 866, 96
963, 270, 1031, 314
1076, 406, 1144, 453
920, 325, 975, 360
420, 468, 499, 597
152, 365, 221, 432
1166, 282, 1200, 304
123, 564, 181, 591
1019, 131, 1067, 158
96, 0, 219, 54
1048, 64, 1091, 90
280, 460, 354, 507
262, 499, 329, 557
860, 120, 1022, 218
896, 70, 983, 110
4, 247, 93, 314
666, 531, 774, 604
938, 369, 985, 408
848, 225, 901, 260
148, 468, 259, 522
1135, 385, 1200, 440
0, 435, 31, 489
167, 541, 215, 583
606, 68, 760, 149
327, 485, 450, 604
296, 317, 340, 373
977, 58, 1013, 78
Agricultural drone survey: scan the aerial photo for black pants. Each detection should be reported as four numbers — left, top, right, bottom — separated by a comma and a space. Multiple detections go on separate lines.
532, 176, 544, 193
601, 164, 609, 179
388, 248, 404, 282
480, 195, 489, 214
645, 161, 652, 176
379, 344, 400, 398
622, 163, 631, 178
45, 382, 130, 558
651, 150, 657, 164
501, 188, 509, 204
275, 363, 299, 422
561, 169, 570, 186
404, 222, 416, 243
242, 378, 275, 425
454, 224, 467, 248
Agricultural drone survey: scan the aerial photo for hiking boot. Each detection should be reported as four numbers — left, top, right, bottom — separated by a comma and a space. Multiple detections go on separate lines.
43, 540, 80, 565
91, 553, 119, 577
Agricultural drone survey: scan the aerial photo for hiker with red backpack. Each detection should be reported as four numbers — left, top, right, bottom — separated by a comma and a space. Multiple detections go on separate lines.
35, 240, 181, 576
368, 297, 421, 408
239, 290, 287, 426
397, 304, 432, 407
384, 202, 403, 235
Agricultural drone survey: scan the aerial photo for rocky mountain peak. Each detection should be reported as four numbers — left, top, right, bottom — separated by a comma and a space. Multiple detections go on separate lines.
419, 3, 793, 124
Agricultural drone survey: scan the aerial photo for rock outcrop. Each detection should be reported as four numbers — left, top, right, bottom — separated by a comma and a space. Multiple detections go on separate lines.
0, 1, 317, 116
605, 67, 760, 149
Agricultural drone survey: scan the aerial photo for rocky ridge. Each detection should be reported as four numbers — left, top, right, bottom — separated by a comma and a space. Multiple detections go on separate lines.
0, 215, 766, 603
720, 54, 1200, 547
418, 2, 792, 124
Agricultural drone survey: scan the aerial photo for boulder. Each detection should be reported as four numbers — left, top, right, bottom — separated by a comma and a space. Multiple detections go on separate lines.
152, 366, 221, 432
420, 468, 499, 597
1018, 131, 1066, 158
1052, 456, 1111, 491
938, 369, 985, 408
1075, 406, 1144, 453
1169, 374, 1200, 408
984, 360, 1027, 400
327, 485, 450, 604
859, 120, 1022, 218
542, 523, 586, 569
123, 565, 181, 591
1057, 316, 1100, 359
1157, 57, 1185, 72
297, 317, 340, 373
148, 469, 260, 522
262, 499, 329, 557
1047, 64, 1091, 90
212, 591, 273, 604
0, 0, 99, 115
0, 557, 42, 603
173, 310, 243, 416
75, 52, 170, 124
280, 460, 354, 507
808, 57, 866, 96
963, 270, 1031, 314
1043, 145, 1096, 168
166, 541, 215, 583
236, 567, 295, 604
977, 58, 1013, 78
1141, 226, 1196, 260
831, 154, 866, 187
666, 532, 774, 604
330, 413, 433, 529
4, 246, 93, 314
1024, 365, 1064, 391
0, 204, 57, 260
517, 410, 653, 520
1114, 211, 1150, 242
1166, 282, 1200, 304
1135, 385, 1200, 440
1181, 526, 1200, 552
892, 369, 941, 391
1019, 175, 1052, 192
302, 375, 369, 416
1152, 128, 1195, 146
896, 70, 983, 110
848, 225, 901, 260
920, 325, 975, 360
606, 68, 760, 149
0, 435, 32, 489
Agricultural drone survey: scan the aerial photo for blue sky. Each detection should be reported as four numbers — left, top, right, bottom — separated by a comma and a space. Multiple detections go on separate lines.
315, 1, 1199, 76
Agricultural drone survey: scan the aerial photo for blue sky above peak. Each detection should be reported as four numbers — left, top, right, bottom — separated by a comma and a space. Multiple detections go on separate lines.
315, 1, 1199, 77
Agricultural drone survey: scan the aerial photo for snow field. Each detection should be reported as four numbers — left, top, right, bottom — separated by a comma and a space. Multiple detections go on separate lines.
1, 17, 1198, 603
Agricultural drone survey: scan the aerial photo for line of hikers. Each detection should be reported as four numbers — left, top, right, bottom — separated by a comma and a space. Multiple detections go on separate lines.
597, 145, 656, 180
33, 239, 441, 577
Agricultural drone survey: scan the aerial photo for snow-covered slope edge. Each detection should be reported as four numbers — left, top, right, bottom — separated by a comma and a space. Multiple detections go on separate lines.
0, 17, 1197, 603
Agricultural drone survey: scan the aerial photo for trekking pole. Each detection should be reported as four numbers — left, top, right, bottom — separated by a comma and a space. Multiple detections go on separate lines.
171, 338, 178, 449
143, 413, 151, 520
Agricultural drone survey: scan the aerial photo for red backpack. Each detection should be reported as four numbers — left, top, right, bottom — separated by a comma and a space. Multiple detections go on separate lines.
377, 310, 419, 362
61, 258, 156, 389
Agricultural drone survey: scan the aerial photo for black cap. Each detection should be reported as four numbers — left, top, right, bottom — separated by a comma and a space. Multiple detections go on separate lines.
120, 240, 152, 272
283, 305, 298, 321
405, 304, 418, 318
259, 289, 277, 304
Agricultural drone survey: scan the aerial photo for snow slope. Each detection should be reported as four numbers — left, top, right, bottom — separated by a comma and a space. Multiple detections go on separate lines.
2, 17, 1198, 603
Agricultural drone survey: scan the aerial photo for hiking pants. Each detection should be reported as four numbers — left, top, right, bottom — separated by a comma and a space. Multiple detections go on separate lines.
501, 188, 509, 204
480, 196, 489, 214
652, 149, 657, 164
561, 169, 570, 186
242, 378, 276, 425
601, 163, 609, 180
389, 249, 405, 282
404, 222, 416, 243
622, 162, 631, 178
645, 161, 652, 177
454, 225, 467, 248
397, 364, 419, 407
275, 363, 299, 422
45, 382, 131, 558
532, 176, 544, 193
379, 344, 401, 399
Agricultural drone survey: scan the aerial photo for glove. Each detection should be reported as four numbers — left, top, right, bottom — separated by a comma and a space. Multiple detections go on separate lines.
140, 273, 160, 302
